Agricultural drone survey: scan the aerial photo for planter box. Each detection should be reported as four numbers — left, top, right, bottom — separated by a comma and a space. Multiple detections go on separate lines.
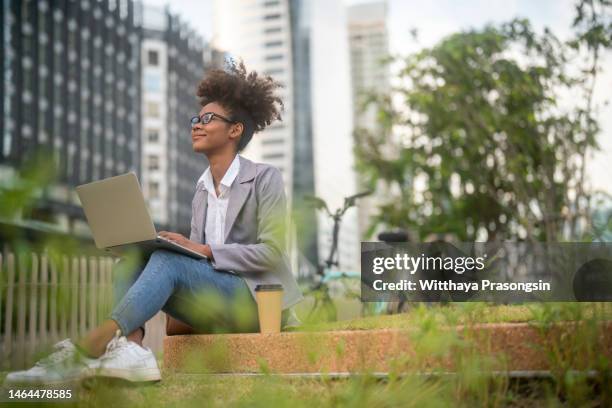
163, 321, 612, 375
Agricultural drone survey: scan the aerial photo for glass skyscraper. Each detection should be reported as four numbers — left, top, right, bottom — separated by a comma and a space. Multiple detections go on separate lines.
1, 0, 142, 231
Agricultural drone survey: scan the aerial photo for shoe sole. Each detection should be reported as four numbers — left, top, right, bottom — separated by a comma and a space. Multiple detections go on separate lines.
95, 367, 161, 382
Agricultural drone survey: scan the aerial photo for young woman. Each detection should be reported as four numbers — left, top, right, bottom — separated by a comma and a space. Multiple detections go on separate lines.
5, 61, 303, 384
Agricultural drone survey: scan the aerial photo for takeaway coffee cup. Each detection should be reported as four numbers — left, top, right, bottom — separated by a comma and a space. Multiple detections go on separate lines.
255, 284, 283, 334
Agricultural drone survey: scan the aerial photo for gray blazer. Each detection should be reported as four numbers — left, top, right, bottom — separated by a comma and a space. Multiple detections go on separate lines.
189, 155, 303, 309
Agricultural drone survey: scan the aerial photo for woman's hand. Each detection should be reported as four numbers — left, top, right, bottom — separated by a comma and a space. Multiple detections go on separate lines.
158, 231, 213, 259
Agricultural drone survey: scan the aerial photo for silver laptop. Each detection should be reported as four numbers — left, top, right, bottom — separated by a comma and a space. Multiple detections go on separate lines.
76, 172, 207, 260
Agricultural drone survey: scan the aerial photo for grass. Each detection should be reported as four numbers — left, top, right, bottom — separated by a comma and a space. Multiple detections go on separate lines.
0, 372, 578, 407
77, 376, 340, 408
297, 302, 612, 332
22, 369, 606, 407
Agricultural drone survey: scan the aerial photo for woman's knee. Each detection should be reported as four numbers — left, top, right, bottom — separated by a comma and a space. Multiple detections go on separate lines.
151, 249, 213, 272
147, 249, 178, 269
150, 249, 181, 263
145, 249, 188, 280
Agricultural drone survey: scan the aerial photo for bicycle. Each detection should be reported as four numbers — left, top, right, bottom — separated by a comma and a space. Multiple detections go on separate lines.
302, 190, 381, 322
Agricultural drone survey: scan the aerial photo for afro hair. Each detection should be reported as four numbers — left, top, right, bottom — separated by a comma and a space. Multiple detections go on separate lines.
196, 59, 284, 152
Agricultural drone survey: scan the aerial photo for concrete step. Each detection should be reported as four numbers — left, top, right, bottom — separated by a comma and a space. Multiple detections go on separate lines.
163, 321, 612, 374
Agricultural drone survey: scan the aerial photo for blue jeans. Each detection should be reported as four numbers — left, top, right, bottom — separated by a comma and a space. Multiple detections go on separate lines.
110, 249, 259, 336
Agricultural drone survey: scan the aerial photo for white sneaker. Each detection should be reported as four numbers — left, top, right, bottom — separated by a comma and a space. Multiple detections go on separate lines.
95, 330, 161, 382
3, 339, 99, 384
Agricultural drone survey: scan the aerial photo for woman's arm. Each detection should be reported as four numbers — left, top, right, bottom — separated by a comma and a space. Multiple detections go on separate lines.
157, 231, 214, 259
208, 166, 287, 273
159, 166, 286, 270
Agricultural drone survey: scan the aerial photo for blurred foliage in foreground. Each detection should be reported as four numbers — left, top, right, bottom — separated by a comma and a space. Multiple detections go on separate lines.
0, 151, 56, 222
0, 145, 125, 262
355, 0, 612, 242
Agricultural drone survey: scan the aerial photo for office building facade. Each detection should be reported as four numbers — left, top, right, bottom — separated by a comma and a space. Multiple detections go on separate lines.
0, 0, 142, 232
1, 0, 220, 237
348, 1, 391, 241
309, 0, 359, 273
213, 0, 295, 191
288, 0, 318, 275
140, 5, 215, 234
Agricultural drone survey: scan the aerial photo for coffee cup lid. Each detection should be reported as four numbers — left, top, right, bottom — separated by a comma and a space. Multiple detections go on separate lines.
255, 284, 283, 292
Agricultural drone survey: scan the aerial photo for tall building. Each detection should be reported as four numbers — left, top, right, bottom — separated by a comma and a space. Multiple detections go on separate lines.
347, 0, 391, 241
213, 0, 302, 275
212, 0, 295, 193
140, 4, 216, 234
0, 0, 142, 233
289, 0, 318, 276
213, 0, 360, 275
308, 0, 358, 273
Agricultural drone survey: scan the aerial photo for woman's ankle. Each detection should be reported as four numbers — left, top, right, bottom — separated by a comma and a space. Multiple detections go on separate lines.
127, 327, 144, 346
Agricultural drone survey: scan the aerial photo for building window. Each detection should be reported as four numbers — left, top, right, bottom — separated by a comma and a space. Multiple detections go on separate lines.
262, 153, 284, 161
265, 40, 282, 48
264, 68, 284, 75
149, 181, 159, 198
265, 27, 282, 34
262, 138, 284, 145
146, 101, 160, 117
144, 72, 161, 92
148, 154, 159, 171
264, 0, 280, 6
263, 13, 281, 20
148, 50, 158, 66
269, 122, 286, 130
265, 54, 283, 61
147, 129, 159, 142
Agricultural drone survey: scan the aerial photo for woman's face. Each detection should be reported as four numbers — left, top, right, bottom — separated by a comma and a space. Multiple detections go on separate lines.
191, 102, 241, 155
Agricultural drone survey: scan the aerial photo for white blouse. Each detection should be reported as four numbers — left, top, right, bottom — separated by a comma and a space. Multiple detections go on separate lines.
197, 155, 241, 246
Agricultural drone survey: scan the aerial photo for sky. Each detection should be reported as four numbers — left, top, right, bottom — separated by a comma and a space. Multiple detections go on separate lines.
141, 0, 611, 194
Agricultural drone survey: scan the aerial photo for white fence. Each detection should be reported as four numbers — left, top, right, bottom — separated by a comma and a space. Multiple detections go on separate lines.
0, 249, 166, 370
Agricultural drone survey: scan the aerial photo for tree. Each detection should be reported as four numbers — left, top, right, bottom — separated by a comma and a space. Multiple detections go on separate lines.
355, 2, 612, 242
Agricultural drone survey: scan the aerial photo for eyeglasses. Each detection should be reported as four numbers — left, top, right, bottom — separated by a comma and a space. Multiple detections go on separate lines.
190, 112, 236, 127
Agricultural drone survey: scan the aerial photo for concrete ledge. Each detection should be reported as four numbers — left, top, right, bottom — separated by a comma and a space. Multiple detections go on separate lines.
163, 322, 612, 374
